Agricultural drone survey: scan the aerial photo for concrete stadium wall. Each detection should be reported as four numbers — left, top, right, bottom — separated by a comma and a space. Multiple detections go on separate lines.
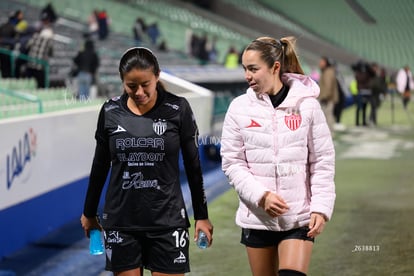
0, 107, 99, 258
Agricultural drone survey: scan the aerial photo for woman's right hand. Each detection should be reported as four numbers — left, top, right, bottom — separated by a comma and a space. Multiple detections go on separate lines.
259, 191, 289, 217
80, 214, 102, 238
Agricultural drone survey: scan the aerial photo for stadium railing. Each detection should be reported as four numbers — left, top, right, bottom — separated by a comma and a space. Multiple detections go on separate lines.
0, 48, 50, 87
0, 87, 43, 118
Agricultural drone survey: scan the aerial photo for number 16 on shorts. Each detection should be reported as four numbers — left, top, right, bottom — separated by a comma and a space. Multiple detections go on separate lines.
172, 228, 189, 248
170, 228, 190, 268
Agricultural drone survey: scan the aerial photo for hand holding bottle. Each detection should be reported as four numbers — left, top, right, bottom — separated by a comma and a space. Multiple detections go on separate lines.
194, 219, 213, 249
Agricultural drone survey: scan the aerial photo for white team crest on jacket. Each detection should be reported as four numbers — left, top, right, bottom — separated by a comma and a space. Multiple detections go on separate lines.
284, 111, 302, 131
153, 119, 167, 136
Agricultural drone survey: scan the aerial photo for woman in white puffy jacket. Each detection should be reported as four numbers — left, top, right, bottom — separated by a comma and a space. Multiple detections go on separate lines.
220, 36, 336, 276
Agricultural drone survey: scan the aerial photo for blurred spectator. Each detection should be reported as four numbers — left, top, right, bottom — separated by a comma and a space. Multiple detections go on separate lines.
349, 78, 358, 101
207, 36, 218, 64
40, 3, 58, 24
97, 9, 110, 40
147, 22, 160, 45
370, 63, 388, 125
73, 39, 100, 99
334, 72, 347, 127
318, 56, 338, 133
132, 17, 147, 45
351, 60, 376, 126
25, 16, 54, 88
224, 46, 239, 69
15, 34, 35, 79
189, 32, 209, 65
13, 10, 28, 34
13, 10, 35, 78
88, 10, 99, 39
190, 33, 200, 57
0, 14, 17, 78
158, 40, 168, 52
197, 33, 209, 65
396, 65, 414, 110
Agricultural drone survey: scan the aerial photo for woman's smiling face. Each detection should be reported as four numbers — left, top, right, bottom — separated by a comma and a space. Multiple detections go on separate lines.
242, 49, 279, 94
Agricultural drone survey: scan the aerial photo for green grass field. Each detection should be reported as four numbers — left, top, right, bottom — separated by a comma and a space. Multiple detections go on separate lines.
187, 95, 414, 276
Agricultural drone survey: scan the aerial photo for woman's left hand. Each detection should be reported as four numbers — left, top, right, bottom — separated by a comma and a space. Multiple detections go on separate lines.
194, 219, 214, 247
307, 212, 327, 238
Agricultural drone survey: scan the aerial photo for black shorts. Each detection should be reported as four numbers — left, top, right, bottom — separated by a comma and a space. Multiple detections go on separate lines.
240, 226, 314, 248
104, 228, 190, 274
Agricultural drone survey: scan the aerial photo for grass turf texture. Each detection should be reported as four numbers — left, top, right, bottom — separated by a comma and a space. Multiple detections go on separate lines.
187, 96, 414, 275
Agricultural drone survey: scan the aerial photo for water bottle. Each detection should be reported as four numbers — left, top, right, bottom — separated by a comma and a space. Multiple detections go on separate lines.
89, 229, 104, 255
196, 230, 209, 249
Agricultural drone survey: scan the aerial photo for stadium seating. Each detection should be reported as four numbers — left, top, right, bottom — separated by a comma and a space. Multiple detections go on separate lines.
0, 78, 36, 90
7, 0, 410, 121
129, 0, 251, 61
257, 0, 414, 69
0, 86, 103, 119
0, 0, 253, 119
19, 0, 256, 64
221, 0, 312, 39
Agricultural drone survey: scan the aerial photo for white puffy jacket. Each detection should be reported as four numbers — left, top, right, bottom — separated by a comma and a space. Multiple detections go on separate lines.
221, 73, 336, 231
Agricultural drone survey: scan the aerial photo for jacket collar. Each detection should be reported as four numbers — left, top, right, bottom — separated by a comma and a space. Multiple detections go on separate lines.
247, 73, 320, 109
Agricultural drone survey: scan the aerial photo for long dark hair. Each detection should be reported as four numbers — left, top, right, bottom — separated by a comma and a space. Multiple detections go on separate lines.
245, 36, 304, 77
118, 47, 165, 91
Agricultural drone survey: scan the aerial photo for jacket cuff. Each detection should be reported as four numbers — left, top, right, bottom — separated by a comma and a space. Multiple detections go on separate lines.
310, 205, 333, 221
252, 188, 271, 208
